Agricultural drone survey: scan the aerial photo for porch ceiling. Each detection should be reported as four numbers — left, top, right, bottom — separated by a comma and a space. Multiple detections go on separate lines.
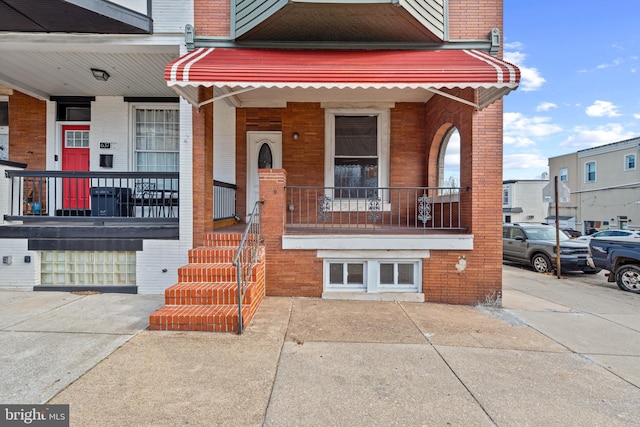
0, 0, 151, 34
0, 35, 180, 100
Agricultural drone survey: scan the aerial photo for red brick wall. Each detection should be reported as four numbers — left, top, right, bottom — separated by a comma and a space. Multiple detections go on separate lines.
448, 0, 502, 44
390, 103, 427, 187
194, 0, 230, 37
247, 101, 503, 303
8, 91, 46, 169
259, 169, 324, 297
422, 93, 503, 304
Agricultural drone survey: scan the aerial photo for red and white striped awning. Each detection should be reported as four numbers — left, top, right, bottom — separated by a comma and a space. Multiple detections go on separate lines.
165, 48, 520, 110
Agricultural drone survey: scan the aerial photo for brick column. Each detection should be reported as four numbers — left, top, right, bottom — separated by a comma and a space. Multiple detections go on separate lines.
191, 87, 214, 247
258, 168, 286, 240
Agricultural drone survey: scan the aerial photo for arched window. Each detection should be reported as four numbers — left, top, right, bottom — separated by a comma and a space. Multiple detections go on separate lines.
258, 142, 273, 169
437, 127, 460, 188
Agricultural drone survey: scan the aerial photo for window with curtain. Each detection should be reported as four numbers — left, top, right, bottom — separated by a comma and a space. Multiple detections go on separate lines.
134, 107, 179, 173
334, 115, 378, 198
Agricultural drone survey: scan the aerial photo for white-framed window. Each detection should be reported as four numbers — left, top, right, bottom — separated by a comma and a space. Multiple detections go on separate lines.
559, 167, 568, 182
378, 262, 419, 291
324, 259, 420, 293
502, 187, 510, 206
65, 129, 89, 148
585, 161, 596, 183
327, 261, 367, 291
132, 105, 179, 172
324, 108, 390, 200
625, 154, 636, 171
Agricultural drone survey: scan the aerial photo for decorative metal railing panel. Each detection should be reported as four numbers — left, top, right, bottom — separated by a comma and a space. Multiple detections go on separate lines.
286, 186, 464, 232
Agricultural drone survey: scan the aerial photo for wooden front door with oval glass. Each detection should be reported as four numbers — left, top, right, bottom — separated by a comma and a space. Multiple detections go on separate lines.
247, 131, 282, 218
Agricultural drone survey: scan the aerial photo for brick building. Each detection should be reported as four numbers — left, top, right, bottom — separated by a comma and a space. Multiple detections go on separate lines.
0, 0, 519, 332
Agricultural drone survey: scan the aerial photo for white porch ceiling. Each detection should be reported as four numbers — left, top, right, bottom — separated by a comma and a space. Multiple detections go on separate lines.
0, 36, 181, 100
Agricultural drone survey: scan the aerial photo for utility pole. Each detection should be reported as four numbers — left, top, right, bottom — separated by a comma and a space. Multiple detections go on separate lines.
554, 176, 561, 279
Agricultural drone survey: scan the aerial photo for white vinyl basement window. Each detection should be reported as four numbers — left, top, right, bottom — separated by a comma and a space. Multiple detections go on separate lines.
324, 259, 420, 293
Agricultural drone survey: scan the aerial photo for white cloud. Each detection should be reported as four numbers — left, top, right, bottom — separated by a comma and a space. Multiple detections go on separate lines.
560, 123, 635, 149
634, 113, 640, 119
504, 41, 524, 50
585, 100, 621, 117
596, 58, 623, 69
503, 153, 548, 170
504, 48, 546, 92
444, 131, 460, 167
504, 112, 563, 140
536, 102, 557, 112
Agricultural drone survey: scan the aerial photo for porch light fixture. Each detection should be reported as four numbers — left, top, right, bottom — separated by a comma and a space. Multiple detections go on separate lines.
293, 132, 299, 141
91, 68, 110, 81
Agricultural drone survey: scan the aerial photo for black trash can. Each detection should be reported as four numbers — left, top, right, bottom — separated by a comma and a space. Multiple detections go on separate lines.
91, 187, 133, 217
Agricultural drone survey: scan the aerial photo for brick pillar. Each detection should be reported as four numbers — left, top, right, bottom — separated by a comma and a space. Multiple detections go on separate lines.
8, 91, 46, 168
468, 100, 503, 301
191, 87, 214, 247
258, 169, 286, 240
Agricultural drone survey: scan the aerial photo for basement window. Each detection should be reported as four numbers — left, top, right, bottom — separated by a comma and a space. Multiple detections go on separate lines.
324, 259, 420, 293
41, 251, 136, 286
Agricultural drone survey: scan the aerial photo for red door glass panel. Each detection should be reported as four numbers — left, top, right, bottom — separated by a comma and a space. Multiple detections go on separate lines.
61, 125, 90, 209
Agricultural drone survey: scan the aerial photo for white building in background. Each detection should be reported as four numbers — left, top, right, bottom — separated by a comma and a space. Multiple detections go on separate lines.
548, 137, 640, 234
502, 179, 550, 224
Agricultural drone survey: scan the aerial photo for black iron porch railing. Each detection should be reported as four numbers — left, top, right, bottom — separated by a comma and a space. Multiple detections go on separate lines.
4, 170, 179, 222
213, 180, 238, 221
285, 186, 465, 232
232, 200, 263, 334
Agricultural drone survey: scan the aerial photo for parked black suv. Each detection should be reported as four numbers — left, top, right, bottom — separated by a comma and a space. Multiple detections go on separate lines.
503, 223, 599, 274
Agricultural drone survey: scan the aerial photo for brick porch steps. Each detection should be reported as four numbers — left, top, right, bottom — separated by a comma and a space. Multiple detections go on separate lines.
164, 282, 257, 305
149, 231, 265, 333
149, 304, 252, 333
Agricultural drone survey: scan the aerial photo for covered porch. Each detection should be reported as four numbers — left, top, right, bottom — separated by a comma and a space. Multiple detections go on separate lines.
168, 45, 519, 306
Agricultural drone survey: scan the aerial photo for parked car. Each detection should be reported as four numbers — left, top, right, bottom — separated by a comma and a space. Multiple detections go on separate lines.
562, 228, 582, 238
576, 229, 640, 243
503, 223, 599, 274
588, 238, 640, 293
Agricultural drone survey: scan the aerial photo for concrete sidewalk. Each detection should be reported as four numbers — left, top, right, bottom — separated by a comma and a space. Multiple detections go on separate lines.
3, 266, 640, 425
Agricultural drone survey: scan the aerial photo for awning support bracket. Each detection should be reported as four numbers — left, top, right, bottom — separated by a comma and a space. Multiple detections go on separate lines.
425, 87, 479, 110
197, 87, 256, 109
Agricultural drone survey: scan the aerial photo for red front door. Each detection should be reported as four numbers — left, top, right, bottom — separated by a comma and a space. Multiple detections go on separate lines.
61, 125, 90, 209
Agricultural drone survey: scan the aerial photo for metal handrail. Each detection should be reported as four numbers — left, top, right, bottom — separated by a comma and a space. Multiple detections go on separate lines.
232, 200, 263, 334
3, 170, 179, 221
213, 180, 238, 221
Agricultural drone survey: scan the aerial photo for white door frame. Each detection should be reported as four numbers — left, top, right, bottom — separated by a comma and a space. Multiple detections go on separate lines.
246, 131, 282, 217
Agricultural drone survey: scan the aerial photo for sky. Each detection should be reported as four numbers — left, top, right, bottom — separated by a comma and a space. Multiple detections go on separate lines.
444, 1, 640, 183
